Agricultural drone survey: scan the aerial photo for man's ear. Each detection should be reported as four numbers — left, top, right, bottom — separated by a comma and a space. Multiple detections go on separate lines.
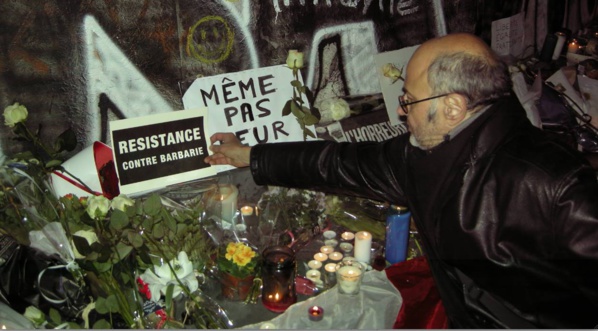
443, 94, 468, 125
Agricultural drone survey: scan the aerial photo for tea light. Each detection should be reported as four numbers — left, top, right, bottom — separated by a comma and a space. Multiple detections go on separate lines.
306, 269, 321, 283
320, 245, 334, 254
328, 251, 343, 261
323, 230, 336, 239
260, 322, 276, 329
354, 231, 372, 264
568, 39, 579, 53
240, 205, 254, 216
324, 239, 338, 248
307, 259, 323, 270
339, 242, 353, 253
308, 305, 324, 321
341, 231, 355, 241
342, 256, 357, 263
324, 262, 337, 273
314, 252, 328, 262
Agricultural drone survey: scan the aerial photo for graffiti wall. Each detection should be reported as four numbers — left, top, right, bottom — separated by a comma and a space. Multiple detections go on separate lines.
0, 0, 586, 160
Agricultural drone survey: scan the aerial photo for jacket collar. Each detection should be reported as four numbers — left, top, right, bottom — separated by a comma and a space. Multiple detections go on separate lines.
466, 94, 530, 162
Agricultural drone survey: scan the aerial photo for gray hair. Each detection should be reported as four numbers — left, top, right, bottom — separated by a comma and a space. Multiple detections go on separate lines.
427, 51, 512, 110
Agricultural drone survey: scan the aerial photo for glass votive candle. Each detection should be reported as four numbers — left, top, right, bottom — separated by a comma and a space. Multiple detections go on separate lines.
314, 252, 328, 262
308, 305, 324, 321
328, 251, 343, 262
323, 230, 337, 240
323, 262, 337, 288
341, 231, 355, 241
320, 245, 334, 254
307, 260, 323, 270
324, 239, 338, 248
261, 245, 297, 313
306, 269, 322, 286
339, 242, 353, 253
335, 259, 365, 295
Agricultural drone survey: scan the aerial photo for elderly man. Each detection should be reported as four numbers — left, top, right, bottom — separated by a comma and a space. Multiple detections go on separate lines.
204, 33, 598, 328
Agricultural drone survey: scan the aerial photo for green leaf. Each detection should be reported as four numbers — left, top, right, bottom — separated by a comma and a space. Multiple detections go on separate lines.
304, 86, 315, 104
290, 101, 305, 119
305, 128, 316, 139
72, 235, 92, 256
95, 297, 109, 314
143, 194, 162, 216
45, 159, 62, 168
153, 222, 165, 238
49, 307, 62, 324
93, 319, 112, 329
303, 113, 319, 126
110, 209, 129, 230
115, 242, 133, 261
128, 231, 144, 248
93, 261, 112, 273
290, 80, 302, 88
105, 294, 120, 313
55, 128, 78, 152
282, 99, 292, 116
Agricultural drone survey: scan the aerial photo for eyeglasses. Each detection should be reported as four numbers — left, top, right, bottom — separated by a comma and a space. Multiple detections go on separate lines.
398, 93, 449, 114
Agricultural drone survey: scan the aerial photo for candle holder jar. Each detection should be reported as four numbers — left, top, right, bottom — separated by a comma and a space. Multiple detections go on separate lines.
335, 259, 365, 295
261, 245, 297, 313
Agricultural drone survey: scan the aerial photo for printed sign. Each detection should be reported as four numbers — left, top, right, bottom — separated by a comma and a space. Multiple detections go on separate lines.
317, 107, 408, 143
109, 109, 215, 196
181, 65, 316, 171
491, 12, 524, 57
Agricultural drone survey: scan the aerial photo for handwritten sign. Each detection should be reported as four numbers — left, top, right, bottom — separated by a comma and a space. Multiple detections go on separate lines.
491, 12, 524, 57
109, 109, 215, 196
182, 65, 315, 153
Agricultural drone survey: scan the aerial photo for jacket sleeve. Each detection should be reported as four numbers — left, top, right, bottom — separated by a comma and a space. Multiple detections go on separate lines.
249, 138, 408, 204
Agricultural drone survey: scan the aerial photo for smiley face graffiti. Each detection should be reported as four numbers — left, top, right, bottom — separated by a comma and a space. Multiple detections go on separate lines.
187, 15, 234, 64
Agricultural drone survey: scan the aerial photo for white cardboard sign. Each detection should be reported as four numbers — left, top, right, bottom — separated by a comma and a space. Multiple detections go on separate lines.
109, 109, 215, 196
182, 65, 315, 169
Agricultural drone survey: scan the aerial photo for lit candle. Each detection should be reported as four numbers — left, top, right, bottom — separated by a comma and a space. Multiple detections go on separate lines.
314, 252, 328, 262
342, 256, 357, 263
240, 205, 254, 216
218, 184, 238, 221
308, 259, 323, 270
260, 322, 276, 329
568, 39, 579, 53
336, 264, 363, 295
308, 305, 324, 321
354, 231, 372, 264
306, 269, 321, 284
341, 231, 355, 241
320, 245, 334, 254
328, 251, 343, 261
324, 262, 337, 273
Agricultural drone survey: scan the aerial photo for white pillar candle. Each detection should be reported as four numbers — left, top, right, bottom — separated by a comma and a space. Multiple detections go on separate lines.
337, 265, 363, 294
328, 251, 343, 261
320, 245, 334, 254
354, 231, 372, 264
314, 252, 328, 262
218, 184, 238, 221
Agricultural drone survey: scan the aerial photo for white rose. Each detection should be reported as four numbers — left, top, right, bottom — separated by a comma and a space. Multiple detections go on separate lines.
319, 98, 351, 124
382, 63, 403, 84
86, 195, 111, 219
286, 49, 304, 69
23, 306, 46, 327
71, 229, 99, 259
111, 194, 134, 211
3, 102, 28, 127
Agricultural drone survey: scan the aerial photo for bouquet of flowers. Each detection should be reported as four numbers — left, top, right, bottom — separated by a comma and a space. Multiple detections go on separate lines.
0, 103, 228, 329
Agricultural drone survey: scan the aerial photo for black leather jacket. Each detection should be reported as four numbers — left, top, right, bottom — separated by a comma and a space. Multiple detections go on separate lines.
250, 95, 598, 328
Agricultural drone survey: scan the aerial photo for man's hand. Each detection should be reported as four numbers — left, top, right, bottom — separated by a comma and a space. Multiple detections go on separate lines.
204, 132, 251, 168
